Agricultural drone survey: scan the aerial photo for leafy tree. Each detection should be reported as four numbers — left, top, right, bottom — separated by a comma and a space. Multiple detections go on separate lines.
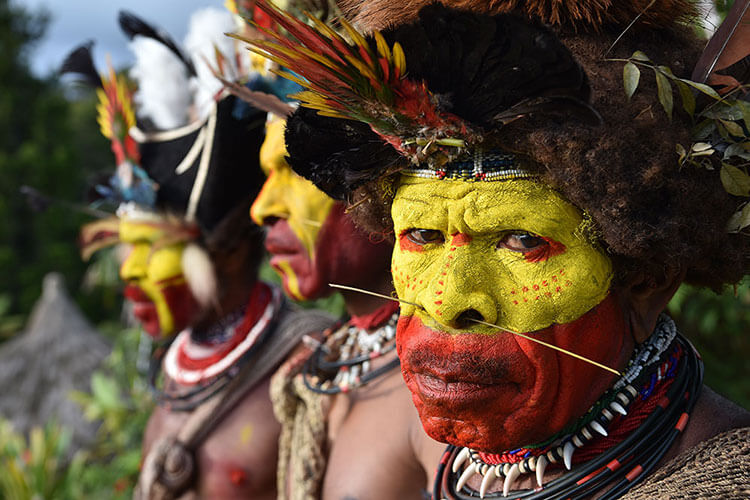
0, 0, 116, 327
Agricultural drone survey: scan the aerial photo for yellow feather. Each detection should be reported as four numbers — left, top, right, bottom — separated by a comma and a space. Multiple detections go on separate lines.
315, 110, 350, 119
339, 16, 370, 53
271, 69, 312, 91
295, 45, 339, 70
373, 31, 392, 62
344, 54, 378, 82
392, 42, 406, 76
306, 13, 345, 44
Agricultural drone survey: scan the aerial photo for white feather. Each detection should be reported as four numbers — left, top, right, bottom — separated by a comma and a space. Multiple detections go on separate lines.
183, 7, 247, 121
181, 243, 218, 308
129, 37, 192, 130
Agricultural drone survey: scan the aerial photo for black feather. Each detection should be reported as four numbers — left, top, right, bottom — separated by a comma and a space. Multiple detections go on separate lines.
59, 41, 102, 89
286, 107, 401, 201
286, 5, 596, 199
118, 10, 197, 77
382, 5, 592, 128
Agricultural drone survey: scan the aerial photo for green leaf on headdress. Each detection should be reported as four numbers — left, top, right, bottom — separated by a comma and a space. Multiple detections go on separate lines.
738, 101, 750, 128
727, 202, 750, 233
721, 119, 745, 138
703, 106, 744, 121
678, 78, 721, 100
623, 62, 640, 100
654, 68, 673, 120
692, 118, 715, 140
674, 80, 695, 116
720, 163, 750, 197
724, 143, 750, 161
631, 51, 651, 62
676, 143, 687, 164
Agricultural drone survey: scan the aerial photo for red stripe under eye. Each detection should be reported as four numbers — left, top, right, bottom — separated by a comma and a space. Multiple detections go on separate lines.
399, 232, 425, 253
523, 237, 566, 262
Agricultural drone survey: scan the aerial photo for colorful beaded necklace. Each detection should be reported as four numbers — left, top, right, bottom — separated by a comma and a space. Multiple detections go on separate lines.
433, 315, 703, 500
303, 302, 400, 394
149, 282, 282, 411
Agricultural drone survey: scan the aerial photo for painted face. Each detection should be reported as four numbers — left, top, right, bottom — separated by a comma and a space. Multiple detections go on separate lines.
251, 119, 390, 300
392, 175, 628, 452
119, 217, 200, 339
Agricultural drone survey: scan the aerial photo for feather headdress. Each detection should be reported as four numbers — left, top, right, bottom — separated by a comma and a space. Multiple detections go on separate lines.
234, 1, 598, 198
61, 43, 156, 208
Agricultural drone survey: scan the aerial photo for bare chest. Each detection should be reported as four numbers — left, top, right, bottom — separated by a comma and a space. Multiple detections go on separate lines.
145, 376, 280, 499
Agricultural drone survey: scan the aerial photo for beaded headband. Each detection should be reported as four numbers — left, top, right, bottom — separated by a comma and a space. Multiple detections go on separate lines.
402, 150, 535, 182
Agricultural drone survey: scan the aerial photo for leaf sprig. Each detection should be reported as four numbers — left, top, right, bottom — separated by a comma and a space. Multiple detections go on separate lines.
613, 51, 750, 233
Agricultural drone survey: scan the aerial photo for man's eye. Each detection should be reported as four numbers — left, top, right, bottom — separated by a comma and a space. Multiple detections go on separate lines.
497, 232, 546, 252
406, 229, 445, 245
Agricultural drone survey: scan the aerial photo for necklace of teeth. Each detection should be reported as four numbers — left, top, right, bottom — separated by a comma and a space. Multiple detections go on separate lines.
302, 312, 399, 394
444, 315, 682, 498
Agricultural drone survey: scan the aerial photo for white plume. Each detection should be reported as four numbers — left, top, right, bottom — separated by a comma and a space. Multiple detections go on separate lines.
181, 242, 219, 309
129, 37, 192, 130
183, 7, 245, 121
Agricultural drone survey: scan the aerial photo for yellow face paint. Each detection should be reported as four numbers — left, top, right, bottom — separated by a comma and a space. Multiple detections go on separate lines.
251, 118, 335, 259
275, 259, 304, 301
119, 217, 198, 338
391, 176, 612, 334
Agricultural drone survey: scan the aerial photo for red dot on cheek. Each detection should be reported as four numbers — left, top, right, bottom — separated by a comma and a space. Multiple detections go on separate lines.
229, 468, 247, 485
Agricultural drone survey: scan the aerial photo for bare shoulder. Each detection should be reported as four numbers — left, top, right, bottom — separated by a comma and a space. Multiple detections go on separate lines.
670, 385, 750, 459
322, 368, 428, 500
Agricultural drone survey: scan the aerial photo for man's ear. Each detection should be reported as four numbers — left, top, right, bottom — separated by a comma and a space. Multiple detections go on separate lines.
619, 265, 686, 343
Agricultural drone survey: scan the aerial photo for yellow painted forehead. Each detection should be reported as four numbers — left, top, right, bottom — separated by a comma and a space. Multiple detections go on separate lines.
119, 218, 168, 244
394, 176, 584, 238
260, 118, 287, 176
391, 175, 612, 334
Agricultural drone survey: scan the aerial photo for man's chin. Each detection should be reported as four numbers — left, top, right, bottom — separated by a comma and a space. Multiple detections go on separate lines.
271, 258, 326, 301
419, 411, 529, 453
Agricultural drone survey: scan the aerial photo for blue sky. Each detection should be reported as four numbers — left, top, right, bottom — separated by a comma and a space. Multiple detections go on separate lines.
13, 0, 224, 76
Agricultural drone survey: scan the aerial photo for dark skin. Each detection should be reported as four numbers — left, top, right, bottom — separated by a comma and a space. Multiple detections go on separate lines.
321, 278, 446, 500
466, 267, 750, 496
142, 238, 283, 499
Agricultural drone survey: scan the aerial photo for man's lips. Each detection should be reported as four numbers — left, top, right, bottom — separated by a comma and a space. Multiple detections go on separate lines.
264, 220, 306, 257
122, 285, 159, 334
124, 284, 150, 303
413, 372, 514, 406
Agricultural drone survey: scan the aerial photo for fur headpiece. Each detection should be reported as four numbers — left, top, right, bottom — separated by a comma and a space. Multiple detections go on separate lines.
337, 0, 698, 33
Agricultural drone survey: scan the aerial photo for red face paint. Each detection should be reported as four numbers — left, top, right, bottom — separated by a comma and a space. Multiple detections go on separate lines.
265, 203, 392, 300
397, 293, 632, 452
124, 283, 198, 338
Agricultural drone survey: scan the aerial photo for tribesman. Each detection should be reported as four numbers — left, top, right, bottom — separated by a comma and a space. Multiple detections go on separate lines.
240, 0, 750, 498
230, 4, 445, 493
249, 113, 444, 499
66, 7, 332, 499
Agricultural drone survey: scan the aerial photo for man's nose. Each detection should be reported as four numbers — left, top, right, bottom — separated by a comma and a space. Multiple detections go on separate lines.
250, 176, 290, 226
119, 244, 149, 281
421, 245, 498, 331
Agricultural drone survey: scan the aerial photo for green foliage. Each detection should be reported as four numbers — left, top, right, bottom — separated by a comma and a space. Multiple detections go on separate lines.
0, 0, 119, 335
0, 293, 24, 340
0, 326, 152, 499
70, 327, 153, 498
713, 0, 736, 18
0, 420, 87, 500
669, 280, 750, 409
613, 50, 750, 233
